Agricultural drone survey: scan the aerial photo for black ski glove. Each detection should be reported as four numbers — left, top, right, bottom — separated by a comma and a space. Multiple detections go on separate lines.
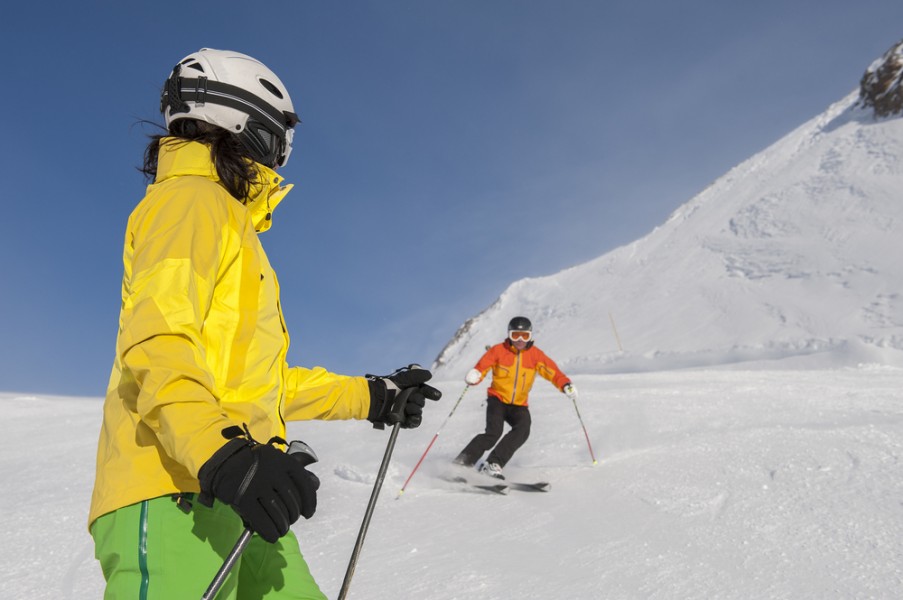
198, 437, 320, 543
367, 364, 442, 429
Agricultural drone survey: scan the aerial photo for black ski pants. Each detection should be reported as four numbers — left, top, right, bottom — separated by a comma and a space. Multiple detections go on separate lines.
458, 396, 532, 468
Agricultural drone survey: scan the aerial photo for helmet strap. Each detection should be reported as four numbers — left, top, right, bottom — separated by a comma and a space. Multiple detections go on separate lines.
161, 64, 190, 115
168, 76, 295, 136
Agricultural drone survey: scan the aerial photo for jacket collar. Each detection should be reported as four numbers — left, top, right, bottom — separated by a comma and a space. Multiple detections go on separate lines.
155, 138, 293, 233
503, 339, 534, 353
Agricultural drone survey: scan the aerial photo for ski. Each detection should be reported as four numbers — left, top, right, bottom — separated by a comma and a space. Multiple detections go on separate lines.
470, 482, 510, 495
508, 481, 551, 492
444, 475, 509, 495
442, 465, 550, 494
455, 478, 548, 494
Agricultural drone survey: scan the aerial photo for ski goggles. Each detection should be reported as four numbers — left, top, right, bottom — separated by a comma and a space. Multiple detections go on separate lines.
509, 330, 532, 342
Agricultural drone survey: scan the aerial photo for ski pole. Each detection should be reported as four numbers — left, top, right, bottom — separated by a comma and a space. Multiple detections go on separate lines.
201, 529, 252, 600
570, 395, 598, 465
200, 440, 319, 600
397, 385, 470, 497
338, 388, 414, 600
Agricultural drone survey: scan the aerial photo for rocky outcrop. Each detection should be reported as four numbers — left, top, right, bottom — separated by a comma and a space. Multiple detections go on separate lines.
860, 39, 903, 118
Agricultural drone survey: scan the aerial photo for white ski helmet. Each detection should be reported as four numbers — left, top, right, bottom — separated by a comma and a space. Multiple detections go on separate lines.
160, 48, 300, 168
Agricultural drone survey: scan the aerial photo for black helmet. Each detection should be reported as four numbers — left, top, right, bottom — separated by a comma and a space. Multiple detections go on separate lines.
508, 316, 532, 332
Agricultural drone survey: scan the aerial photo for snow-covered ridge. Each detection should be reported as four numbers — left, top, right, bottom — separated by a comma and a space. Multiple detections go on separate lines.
434, 46, 903, 378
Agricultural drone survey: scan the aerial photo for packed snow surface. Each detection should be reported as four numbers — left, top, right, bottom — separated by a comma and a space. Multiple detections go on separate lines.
3, 366, 902, 599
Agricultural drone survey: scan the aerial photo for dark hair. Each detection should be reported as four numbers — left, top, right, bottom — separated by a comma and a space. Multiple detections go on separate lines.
140, 119, 260, 202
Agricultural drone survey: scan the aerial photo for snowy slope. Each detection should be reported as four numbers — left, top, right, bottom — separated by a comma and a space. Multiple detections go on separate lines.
433, 90, 903, 378
4, 368, 903, 599
7, 35, 903, 600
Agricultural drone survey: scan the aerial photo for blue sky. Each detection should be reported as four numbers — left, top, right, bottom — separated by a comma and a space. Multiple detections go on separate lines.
2, 1, 902, 396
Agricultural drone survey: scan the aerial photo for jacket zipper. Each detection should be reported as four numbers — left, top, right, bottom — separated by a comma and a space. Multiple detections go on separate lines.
510, 350, 521, 404
273, 272, 289, 433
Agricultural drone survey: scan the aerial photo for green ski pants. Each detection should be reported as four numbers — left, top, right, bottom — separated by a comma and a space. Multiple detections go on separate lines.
91, 495, 327, 600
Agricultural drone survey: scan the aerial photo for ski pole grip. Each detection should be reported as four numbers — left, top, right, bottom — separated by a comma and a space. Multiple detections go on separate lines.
387, 387, 416, 425
286, 440, 319, 467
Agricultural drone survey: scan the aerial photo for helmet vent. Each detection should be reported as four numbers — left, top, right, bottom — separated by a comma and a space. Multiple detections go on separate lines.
180, 60, 205, 73
259, 78, 284, 99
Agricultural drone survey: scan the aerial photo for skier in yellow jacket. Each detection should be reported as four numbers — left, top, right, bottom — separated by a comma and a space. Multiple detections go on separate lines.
454, 316, 577, 479
90, 49, 440, 600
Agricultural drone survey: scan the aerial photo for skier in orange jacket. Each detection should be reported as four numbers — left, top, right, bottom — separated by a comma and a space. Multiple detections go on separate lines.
454, 316, 577, 479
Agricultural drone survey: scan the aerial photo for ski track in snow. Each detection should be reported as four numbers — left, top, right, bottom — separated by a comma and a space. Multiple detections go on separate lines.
2, 367, 903, 599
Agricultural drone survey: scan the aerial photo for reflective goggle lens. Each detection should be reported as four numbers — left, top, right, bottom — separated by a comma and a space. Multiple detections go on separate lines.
509, 330, 532, 342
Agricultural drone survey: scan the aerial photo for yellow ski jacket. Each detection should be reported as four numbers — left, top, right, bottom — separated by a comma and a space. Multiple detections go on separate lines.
89, 140, 370, 527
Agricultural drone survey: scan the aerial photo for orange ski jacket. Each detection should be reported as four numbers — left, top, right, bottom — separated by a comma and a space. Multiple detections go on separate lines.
473, 341, 571, 406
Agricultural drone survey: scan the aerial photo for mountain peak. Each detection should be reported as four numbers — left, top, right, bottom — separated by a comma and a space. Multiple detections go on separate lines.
435, 41, 903, 377
859, 38, 903, 118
